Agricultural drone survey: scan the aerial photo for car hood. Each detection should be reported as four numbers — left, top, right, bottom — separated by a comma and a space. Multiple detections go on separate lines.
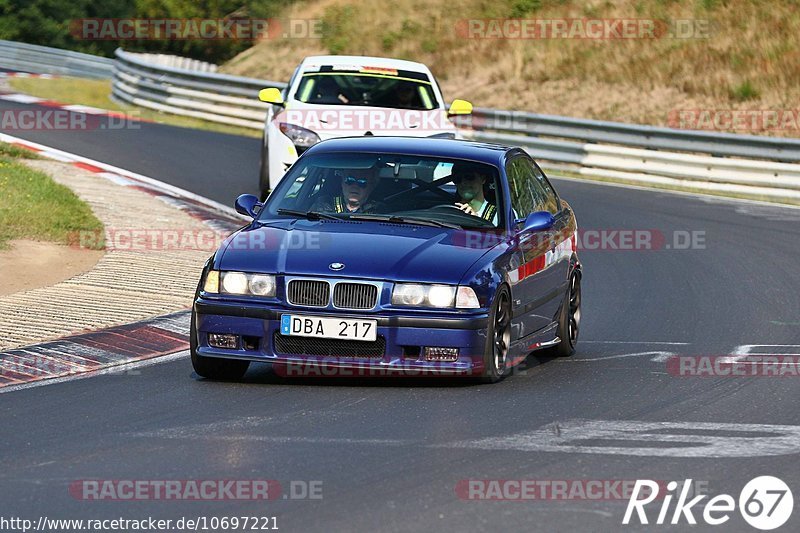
275, 102, 457, 139
216, 220, 497, 283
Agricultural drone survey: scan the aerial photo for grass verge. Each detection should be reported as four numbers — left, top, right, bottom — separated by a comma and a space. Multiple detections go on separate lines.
0, 142, 105, 250
7, 77, 260, 138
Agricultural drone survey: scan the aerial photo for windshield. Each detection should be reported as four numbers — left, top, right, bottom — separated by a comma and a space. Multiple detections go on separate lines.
293, 70, 438, 110
261, 152, 504, 229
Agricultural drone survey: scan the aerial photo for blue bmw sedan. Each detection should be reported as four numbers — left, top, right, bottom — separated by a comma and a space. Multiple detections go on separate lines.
191, 137, 581, 383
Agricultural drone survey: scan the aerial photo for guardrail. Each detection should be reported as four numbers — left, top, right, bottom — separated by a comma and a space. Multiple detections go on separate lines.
112, 48, 283, 130
2, 40, 799, 202
0, 40, 114, 79
469, 108, 800, 162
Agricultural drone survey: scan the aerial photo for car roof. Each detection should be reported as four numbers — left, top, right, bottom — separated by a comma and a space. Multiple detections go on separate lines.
303, 137, 518, 167
299, 55, 431, 74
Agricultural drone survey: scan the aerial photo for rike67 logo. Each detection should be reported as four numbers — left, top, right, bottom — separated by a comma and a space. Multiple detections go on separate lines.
623, 476, 793, 530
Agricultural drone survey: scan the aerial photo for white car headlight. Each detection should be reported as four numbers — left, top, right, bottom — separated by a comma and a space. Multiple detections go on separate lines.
206, 271, 277, 297
221, 272, 249, 295
392, 284, 462, 308
392, 284, 426, 306
427, 285, 456, 307
249, 274, 276, 296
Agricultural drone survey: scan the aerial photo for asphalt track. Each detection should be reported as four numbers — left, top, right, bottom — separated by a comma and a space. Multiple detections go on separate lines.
2, 101, 800, 532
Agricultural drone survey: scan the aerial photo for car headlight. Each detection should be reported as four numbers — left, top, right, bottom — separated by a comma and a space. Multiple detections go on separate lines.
203, 270, 219, 293
279, 122, 320, 148
392, 283, 474, 308
248, 274, 276, 296
203, 270, 276, 297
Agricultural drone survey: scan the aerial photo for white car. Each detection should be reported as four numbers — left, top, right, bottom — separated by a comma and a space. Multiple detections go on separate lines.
257, 55, 473, 197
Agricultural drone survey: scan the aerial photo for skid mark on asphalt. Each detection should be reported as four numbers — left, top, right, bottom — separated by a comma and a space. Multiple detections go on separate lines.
128, 418, 800, 458
439, 420, 800, 458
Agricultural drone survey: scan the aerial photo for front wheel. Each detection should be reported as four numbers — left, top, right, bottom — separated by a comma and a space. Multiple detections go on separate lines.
190, 312, 250, 380
479, 286, 512, 383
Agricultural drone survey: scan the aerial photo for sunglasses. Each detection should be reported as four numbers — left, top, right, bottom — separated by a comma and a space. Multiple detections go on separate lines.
344, 176, 370, 188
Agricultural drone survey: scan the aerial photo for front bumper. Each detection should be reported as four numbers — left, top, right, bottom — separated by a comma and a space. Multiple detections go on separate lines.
194, 298, 490, 376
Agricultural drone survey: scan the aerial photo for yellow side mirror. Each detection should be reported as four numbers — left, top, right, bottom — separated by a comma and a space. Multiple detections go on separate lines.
448, 99, 473, 116
259, 87, 284, 105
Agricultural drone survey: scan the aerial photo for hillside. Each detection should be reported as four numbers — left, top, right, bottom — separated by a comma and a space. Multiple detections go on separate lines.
221, 0, 800, 135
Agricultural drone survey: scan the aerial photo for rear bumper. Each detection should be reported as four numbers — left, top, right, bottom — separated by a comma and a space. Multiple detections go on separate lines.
194, 299, 490, 376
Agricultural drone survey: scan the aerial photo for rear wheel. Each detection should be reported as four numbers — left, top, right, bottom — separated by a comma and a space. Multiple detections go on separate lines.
190, 312, 250, 380
479, 286, 512, 383
548, 268, 581, 357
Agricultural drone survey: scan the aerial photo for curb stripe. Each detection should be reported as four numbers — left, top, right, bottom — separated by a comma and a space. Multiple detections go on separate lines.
0, 311, 190, 388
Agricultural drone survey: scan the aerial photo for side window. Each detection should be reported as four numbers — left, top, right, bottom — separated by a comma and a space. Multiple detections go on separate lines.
530, 160, 560, 214
506, 157, 554, 219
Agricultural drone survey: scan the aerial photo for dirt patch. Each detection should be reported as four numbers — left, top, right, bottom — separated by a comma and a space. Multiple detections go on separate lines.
0, 239, 103, 296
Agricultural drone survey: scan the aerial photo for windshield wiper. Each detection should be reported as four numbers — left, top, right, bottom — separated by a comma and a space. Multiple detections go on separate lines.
345, 214, 462, 229
277, 208, 340, 221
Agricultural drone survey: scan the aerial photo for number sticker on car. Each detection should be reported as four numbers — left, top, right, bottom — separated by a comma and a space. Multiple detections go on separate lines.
280, 315, 377, 342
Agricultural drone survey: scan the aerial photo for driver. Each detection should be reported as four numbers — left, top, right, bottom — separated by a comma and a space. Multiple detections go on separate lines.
451, 162, 498, 225
311, 167, 383, 214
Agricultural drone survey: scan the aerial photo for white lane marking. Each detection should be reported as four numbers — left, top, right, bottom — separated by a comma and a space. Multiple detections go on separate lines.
581, 341, 690, 345
38, 151, 74, 162
0, 93, 43, 104
97, 171, 134, 186
721, 344, 800, 363
0, 350, 188, 394
442, 420, 800, 458
61, 104, 109, 114
558, 351, 675, 363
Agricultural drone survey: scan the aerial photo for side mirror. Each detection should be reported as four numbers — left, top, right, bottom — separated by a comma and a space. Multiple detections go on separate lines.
447, 99, 473, 116
259, 87, 285, 106
235, 194, 262, 218
518, 211, 555, 232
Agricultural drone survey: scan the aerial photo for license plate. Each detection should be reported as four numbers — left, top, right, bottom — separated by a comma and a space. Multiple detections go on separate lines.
280, 315, 377, 342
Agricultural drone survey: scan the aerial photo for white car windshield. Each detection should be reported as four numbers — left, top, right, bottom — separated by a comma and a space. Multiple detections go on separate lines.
261, 152, 503, 229
294, 70, 438, 110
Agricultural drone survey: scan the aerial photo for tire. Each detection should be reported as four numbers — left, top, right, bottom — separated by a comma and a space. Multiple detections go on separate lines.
258, 136, 270, 201
547, 268, 581, 357
190, 312, 250, 381
479, 286, 512, 383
